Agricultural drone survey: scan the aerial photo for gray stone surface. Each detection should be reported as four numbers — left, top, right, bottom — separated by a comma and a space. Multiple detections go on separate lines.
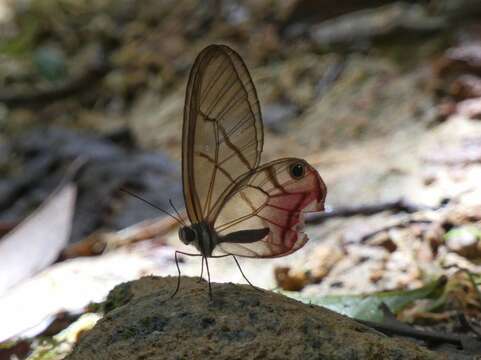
67, 276, 440, 360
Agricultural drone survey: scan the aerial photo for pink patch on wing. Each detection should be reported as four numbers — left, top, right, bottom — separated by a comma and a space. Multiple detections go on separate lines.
256, 165, 326, 257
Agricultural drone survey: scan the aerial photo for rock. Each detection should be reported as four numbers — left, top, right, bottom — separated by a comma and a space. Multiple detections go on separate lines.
67, 276, 440, 360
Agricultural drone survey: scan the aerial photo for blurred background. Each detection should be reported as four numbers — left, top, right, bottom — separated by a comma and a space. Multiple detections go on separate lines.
1, 0, 481, 356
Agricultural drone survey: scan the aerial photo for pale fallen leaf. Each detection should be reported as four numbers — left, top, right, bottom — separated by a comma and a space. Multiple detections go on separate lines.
61, 212, 184, 259
0, 245, 172, 342
0, 183, 76, 295
0, 234, 283, 342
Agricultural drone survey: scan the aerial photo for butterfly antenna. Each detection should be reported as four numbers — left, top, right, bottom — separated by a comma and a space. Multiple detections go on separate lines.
120, 187, 183, 225
169, 199, 186, 226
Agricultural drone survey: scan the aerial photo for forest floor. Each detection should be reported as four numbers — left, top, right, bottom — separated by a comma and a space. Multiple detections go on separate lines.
1, 1, 481, 358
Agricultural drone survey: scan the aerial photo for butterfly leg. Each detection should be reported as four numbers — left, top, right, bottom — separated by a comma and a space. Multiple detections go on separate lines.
198, 256, 204, 283
232, 255, 263, 293
204, 256, 213, 299
171, 251, 182, 299
170, 250, 202, 299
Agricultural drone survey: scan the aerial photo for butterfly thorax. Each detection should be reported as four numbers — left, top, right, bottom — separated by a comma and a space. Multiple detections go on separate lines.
178, 222, 219, 257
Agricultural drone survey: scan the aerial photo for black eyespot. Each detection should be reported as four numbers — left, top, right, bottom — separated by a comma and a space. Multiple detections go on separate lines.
289, 162, 305, 179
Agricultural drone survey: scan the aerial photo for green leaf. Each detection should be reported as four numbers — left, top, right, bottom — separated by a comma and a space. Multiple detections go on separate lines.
0, 16, 39, 56
444, 225, 481, 242
282, 277, 446, 323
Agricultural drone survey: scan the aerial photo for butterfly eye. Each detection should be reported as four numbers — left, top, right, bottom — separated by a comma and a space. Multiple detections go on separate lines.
289, 162, 305, 179
179, 227, 196, 245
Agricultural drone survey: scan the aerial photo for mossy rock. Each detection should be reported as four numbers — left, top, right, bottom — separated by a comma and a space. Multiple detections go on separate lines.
67, 276, 441, 360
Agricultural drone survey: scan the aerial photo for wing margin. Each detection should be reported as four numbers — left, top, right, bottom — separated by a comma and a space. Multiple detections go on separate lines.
182, 44, 264, 223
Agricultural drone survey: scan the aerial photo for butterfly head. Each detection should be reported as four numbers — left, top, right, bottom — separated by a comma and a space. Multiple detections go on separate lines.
178, 223, 218, 257
178, 226, 196, 245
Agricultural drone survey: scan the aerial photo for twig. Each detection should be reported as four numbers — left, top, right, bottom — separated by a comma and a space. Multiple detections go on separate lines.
358, 301, 481, 350
357, 219, 433, 244
306, 198, 438, 225
359, 318, 468, 346
458, 312, 481, 340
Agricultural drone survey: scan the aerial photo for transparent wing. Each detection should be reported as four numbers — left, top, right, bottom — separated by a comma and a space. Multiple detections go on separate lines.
212, 158, 327, 258
182, 44, 263, 223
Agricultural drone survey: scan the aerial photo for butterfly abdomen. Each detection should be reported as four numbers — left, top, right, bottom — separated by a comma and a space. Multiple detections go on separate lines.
178, 222, 270, 257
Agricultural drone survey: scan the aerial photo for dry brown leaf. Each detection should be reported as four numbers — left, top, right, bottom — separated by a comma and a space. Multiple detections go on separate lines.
274, 266, 308, 291
102, 213, 183, 250
309, 244, 343, 282
450, 75, 481, 99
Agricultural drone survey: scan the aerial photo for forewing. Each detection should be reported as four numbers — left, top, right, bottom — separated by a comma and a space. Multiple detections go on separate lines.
182, 45, 263, 223
213, 158, 327, 258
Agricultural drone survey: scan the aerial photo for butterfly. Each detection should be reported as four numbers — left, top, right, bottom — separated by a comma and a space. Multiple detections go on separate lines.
174, 44, 327, 297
